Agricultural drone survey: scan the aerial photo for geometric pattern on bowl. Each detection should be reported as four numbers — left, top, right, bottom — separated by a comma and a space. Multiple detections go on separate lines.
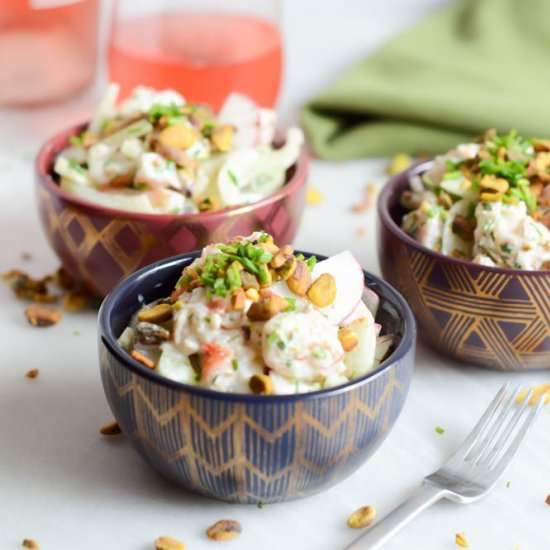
37, 186, 305, 297
35, 123, 308, 297
98, 254, 416, 503
100, 347, 412, 503
378, 165, 550, 371
384, 244, 550, 370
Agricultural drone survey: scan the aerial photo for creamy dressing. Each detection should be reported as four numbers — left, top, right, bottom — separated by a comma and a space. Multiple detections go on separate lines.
401, 133, 550, 270
54, 85, 304, 214
473, 202, 550, 269
119, 234, 393, 395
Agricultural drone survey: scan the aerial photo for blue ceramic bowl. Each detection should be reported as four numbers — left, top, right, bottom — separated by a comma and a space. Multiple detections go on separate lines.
98, 252, 416, 504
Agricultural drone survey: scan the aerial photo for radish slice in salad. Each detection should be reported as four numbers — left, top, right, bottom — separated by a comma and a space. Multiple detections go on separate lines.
311, 251, 364, 324
217, 92, 276, 148
343, 310, 377, 378
373, 335, 395, 368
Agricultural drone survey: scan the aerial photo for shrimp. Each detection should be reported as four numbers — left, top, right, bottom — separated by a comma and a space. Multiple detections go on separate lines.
201, 342, 232, 383
262, 311, 345, 383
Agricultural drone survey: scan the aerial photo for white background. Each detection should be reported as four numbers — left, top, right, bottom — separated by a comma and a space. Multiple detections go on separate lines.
1, 1, 549, 549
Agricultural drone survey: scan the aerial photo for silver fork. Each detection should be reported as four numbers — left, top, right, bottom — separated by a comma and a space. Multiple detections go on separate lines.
345, 383, 544, 549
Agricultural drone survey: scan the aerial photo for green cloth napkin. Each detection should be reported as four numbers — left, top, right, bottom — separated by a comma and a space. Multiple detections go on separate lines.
302, 0, 550, 160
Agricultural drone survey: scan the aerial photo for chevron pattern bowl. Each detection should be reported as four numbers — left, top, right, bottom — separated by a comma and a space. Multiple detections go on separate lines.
98, 252, 416, 503
35, 123, 309, 297
378, 163, 550, 371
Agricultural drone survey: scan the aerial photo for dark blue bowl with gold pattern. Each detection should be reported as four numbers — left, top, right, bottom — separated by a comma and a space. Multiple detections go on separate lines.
98, 251, 416, 504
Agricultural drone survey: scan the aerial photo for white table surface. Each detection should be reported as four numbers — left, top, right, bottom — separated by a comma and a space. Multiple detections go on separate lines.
1, 1, 549, 549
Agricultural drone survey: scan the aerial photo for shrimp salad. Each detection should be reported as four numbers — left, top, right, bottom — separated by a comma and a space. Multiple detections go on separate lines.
119, 233, 394, 395
400, 130, 550, 270
53, 85, 304, 214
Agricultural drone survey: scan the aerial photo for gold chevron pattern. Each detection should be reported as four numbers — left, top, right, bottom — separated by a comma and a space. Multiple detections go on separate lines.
100, 348, 412, 503
37, 187, 302, 296
388, 245, 550, 370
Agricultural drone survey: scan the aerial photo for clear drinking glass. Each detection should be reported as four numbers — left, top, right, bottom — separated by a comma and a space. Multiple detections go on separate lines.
0, 0, 99, 106
108, 0, 283, 110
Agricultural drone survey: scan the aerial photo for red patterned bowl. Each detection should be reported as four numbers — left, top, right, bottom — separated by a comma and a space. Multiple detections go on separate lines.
378, 162, 550, 371
35, 123, 309, 297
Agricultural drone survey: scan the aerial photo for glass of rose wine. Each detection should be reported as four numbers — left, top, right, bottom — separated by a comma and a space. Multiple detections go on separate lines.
108, 0, 283, 110
0, 0, 99, 106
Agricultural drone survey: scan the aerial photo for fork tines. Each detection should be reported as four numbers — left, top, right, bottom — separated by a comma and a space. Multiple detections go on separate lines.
461, 383, 544, 472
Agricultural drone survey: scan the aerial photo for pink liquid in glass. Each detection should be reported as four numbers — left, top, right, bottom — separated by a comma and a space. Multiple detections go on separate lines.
108, 11, 283, 110
0, 0, 98, 105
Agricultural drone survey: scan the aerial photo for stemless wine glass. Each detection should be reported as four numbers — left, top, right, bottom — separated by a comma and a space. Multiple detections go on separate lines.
0, 0, 99, 106
108, 0, 283, 110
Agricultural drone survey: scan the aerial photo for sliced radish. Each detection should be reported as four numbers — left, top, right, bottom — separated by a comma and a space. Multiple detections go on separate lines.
312, 251, 364, 324
363, 287, 380, 317
270, 251, 365, 325
373, 335, 394, 368
343, 310, 376, 378
342, 300, 368, 325
217, 93, 275, 149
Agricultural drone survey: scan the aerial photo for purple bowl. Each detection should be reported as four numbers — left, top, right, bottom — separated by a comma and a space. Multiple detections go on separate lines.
35, 122, 309, 297
378, 162, 550, 371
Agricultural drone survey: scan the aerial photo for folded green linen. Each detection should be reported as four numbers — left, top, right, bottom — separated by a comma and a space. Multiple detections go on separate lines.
302, 0, 550, 159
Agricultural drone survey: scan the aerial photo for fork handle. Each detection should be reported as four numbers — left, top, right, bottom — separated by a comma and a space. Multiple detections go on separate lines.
344, 483, 446, 549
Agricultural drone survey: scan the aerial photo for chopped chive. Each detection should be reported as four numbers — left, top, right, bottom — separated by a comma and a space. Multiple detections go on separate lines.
68, 159, 85, 174
284, 297, 297, 312
202, 121, 216, 136
235, 256, 259, 274
311, 349, 326, 359
166, 116, 184, 126
435, 426, 445, 435
443, 170, 462, 181
127, 125, 145, 135
148, 102, 183, 123
226, 264, 241, 290
69, 134, 82, 147
257, 251, 273, 264
213, 277, 228, 297
176, 274, 193, 289
500, 243, 512, 254
231, 358, 239, 371
306, 255, 317, 270
227, 169, 239, 186
445, 159, 461, 170
257, 265, 270, 285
